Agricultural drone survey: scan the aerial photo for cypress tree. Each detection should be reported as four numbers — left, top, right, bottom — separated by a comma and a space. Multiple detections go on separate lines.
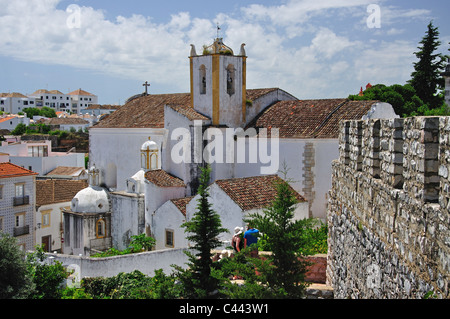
409, 21, 447, 108
173, 165, 227, 298
246, 178, 308, 298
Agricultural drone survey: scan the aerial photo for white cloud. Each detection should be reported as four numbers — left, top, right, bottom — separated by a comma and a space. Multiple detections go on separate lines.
0, 0, 426, 100
310, 28, 357, 59
352, 40, 416, 85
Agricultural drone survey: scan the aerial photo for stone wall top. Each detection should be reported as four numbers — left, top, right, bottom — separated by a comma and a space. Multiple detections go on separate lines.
338, 116, 450, 208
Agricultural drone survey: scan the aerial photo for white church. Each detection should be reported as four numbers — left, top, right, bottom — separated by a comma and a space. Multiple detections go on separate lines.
62, 38, 398, 256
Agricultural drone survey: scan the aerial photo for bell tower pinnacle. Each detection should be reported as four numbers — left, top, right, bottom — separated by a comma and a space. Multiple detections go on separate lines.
189, 38, 247, 127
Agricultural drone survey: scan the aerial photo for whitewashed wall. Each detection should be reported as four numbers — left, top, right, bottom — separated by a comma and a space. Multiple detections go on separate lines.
89, 127, 165, 190
110, 191, 144, 250
45, 248, 190, 279
152, 200, 187, 250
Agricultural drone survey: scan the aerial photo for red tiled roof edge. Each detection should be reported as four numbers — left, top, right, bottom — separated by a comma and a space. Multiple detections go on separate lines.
0, 162, 38, 178
145, 169, 185, 188
215, 175, 306, 211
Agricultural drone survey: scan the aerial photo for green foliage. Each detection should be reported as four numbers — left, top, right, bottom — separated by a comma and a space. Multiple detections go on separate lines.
173, 165, 228, 299
349, 83, 449, 117
11, 123, 27, 135
243, 178, 309, 298
409, 21, 448, 109
91, 234, 156, 257
23, 107, 57, 119
60, 286, 93, 299
349, 22, 450, 117
26, 245, 68, 299
81, 269, 179, 299
297, 219, 328, 255
0, 232, 34, 299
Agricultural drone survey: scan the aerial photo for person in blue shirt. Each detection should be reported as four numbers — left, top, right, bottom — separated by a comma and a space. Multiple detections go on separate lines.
244, 223, 259, 258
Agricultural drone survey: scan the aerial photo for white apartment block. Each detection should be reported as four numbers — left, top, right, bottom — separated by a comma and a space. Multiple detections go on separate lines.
28, 88, 98, 114
0, 93, 37, 114
29, 89, 72, 113
68, 89, 98, 114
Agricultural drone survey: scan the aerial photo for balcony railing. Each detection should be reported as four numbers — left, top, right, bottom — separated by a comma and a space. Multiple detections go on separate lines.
13, 196, 30, 206
13, 225, 30, 237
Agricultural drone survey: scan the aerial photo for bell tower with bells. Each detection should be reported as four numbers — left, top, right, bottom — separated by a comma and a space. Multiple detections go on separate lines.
189, 27, 247, 128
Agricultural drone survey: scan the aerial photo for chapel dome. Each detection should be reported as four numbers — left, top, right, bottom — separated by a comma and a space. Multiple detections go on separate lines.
141, 139, 158, 151
71, 186, 110, 213
203, 38, 234, 55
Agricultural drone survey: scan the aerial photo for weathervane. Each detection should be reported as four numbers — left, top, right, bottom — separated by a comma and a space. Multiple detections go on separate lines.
216, 22, 221, 38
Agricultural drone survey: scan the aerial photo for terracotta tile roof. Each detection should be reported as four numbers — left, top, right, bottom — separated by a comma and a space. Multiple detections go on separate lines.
248, 99, 377, 138
0, 116, 17, 123
85, 104, 120, 110
48, 90, 64, 95
46, 166, 86, 177
94, 93, 191, 129
36, 179, 88, 206
68, 89, 95, 96
40, 117, 89, 125
93, 89, 282, 129
145, 169, 185, 188
5, 92, 27, 98
171, 196, 194, 216
166, 104, 210, 121
215, 175, 306, 211
0, 162, 38, 178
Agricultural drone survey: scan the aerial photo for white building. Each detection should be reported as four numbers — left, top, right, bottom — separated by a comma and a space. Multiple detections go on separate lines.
35, 179, 87, 252
68, 89, 98, 114
67, 38, 399, 255
28, 88, 98, 114
0, 162, 38, 250
0, 92, 37, 114
0, 115, 30, 131
81, 104, 118, 117
0, 139, 85, 176
29, 89, 71, 112
152, 175, 308, 250
63, 165, 111, 256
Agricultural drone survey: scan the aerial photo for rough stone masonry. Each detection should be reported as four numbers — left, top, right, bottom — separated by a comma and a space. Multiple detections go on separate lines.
327, 116, 449, 299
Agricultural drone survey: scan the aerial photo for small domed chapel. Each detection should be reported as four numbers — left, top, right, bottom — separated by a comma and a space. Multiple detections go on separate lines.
62, 38, 397, 256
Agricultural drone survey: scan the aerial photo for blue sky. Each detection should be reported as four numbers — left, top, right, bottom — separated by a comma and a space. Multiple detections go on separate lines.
0, 0, 449, 105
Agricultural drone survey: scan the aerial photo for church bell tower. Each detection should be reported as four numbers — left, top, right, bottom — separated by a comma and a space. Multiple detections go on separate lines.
189, 38, 247, 127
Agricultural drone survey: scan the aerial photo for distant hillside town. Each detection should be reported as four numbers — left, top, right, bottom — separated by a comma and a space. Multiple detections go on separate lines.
0, 88, 120, 132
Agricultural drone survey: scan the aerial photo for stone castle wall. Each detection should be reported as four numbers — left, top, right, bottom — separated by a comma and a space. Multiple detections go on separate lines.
327, 116, 449, 299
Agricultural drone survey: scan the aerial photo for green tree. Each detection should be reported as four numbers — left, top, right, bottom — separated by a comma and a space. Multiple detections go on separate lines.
26, 245, 68, 299
11, 123, 27, 135
39, 107, 57, 118
173, 165, 228, 299
409, 21, 448, 108
0, 232, 34, 298
245, 178, 309, 298
23, 107, 41, 118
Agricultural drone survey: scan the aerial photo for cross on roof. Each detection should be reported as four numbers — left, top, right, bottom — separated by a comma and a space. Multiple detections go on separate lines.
143, 81, 150, 95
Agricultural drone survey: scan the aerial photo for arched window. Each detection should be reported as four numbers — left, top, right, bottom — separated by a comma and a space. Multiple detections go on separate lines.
199, 65, 206, 95
96, 219, 106, 239
226, 64, 235, 96
150, 153, 158, 170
